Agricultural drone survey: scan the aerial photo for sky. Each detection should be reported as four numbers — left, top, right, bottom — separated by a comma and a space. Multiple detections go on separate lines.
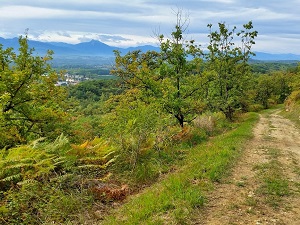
0, 0, 300, 54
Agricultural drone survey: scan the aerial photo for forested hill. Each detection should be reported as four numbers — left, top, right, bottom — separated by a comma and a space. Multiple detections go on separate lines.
1, 37, 300, 61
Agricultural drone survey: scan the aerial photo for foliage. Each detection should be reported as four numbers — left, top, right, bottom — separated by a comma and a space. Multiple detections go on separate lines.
205, 21, 258, 120
68, 114, 104, 143
0, 35, 67, 148
1, 181, 93, 224
103, 93, 169, 171
0, 135, 115, 188
68, 79, 123, 102
250, 61, 299, 74
255, 72, 292, 109
286, 90, 300, 106
64, 96, 107, 144
289, 63, 300, 90
283, 63, 300, 123
255, 74, 276, 108
111, 14, 204, 127
0, 135, 116, 224
59, 66, 111, 77
65, 79, 124, 143
193, 111, 230, 136
2, 15, 298, 225
283, 90, 300, 128
102, 112, 259, 225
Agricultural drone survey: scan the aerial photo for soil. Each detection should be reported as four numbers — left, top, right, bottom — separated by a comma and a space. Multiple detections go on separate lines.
194, 110, 300, 225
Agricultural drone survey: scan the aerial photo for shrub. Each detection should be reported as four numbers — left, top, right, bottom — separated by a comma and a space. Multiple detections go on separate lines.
248, 103, 264, 112
173, 126, 208, 148
103, 100, 165, 170
285, 90, 300, 111
193, 112, 228, 136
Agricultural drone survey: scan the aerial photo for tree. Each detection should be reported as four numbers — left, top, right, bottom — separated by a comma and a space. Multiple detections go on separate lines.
0, 35, 67, 148
68, 79, 122, 102
205, 21, 257, 120
255, 74, 274, 109
255, 72, 292, 109
111, 13, 204, 127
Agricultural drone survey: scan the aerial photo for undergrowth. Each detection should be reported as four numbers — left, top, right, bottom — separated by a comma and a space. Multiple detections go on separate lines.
0, 112, 257, 224
101, 112, 259, 224
0, 135, 115, 224
281, 89, 300, 128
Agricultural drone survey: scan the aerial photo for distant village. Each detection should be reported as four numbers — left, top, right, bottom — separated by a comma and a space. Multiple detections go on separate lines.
55, 73, 90, 86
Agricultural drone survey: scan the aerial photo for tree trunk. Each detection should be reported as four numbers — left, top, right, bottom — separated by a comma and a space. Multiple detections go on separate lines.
223, 106, 234, 121
175, 114, 184, 128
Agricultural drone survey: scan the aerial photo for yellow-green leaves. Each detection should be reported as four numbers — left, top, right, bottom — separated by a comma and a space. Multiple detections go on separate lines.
0, 35, 67, 148
205, 21, 258, 120
111, 20, 204, 127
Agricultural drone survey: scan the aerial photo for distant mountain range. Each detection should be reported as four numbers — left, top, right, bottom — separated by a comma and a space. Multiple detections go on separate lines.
0, 37, 159, 57
1, 37, 300, 61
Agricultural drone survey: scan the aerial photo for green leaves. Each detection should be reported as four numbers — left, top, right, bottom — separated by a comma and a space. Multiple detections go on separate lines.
0, 134, 116, 189
0, 35, 67, 148
111, 18, 204, 127
0, 134, 116, 224
205, 21, 257, 120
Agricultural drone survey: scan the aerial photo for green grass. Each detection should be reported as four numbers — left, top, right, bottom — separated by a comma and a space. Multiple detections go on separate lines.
254, 147, 290, 208
101, 112, 259, 225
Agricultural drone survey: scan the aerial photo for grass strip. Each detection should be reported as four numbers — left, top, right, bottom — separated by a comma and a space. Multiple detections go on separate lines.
254, 148, 290, 208
102, 112, 259, 225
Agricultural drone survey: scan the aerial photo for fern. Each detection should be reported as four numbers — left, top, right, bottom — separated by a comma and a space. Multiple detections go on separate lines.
0, 141, 61, 187
4, 162, 33, 169
17, 179, 38, 186
0, 135, 116, 189
44, 133, 70, 154
77, 164, 107, 169
1, 174, 22, 182
53, 156, 68, 166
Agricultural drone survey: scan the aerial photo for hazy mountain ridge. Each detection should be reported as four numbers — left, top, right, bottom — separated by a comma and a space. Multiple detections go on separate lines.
0, 37, 300, 61
0, 37, 159, 57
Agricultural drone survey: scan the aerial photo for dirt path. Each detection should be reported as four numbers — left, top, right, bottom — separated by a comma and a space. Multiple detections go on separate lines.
195, 110, 300, 225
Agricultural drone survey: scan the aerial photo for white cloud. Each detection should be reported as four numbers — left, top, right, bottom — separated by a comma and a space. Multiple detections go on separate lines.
200, 0, 236, 3
0, 1, 300, 53
26, 30, 157, 47
0, 6, 66, 19
0, 5, 130, 20
254, 34, 300, 54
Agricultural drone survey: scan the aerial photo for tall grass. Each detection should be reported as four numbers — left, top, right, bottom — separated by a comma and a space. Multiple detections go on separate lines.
102, 112, 259, 224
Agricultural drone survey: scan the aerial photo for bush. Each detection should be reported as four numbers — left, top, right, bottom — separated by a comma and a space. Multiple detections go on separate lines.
173, 126, 208, 148
248, 103, 264, 112
132, 157, 161, 183
285, 90, 300, 111
103, 100, 166, 170
193, 112, 228, 136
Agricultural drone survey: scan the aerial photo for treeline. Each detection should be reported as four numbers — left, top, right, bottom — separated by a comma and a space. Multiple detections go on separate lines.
62, 67, 111, 76
250, 61, 299, 74
1, 18, 300, 224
